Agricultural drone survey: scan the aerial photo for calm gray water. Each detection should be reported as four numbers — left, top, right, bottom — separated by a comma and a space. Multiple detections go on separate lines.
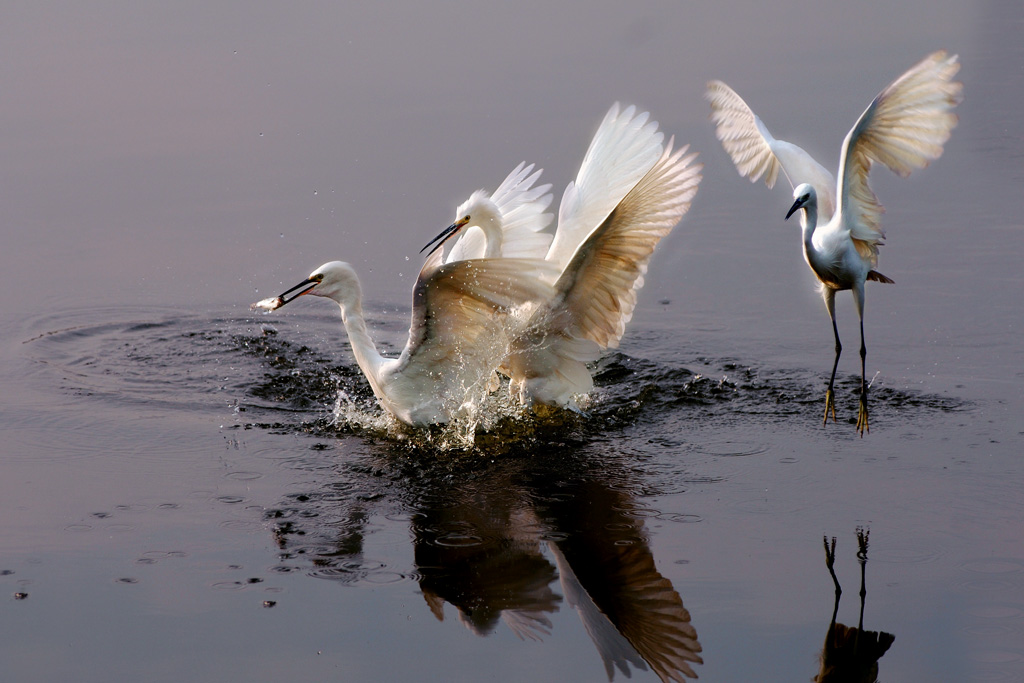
3, 2, 1022, 681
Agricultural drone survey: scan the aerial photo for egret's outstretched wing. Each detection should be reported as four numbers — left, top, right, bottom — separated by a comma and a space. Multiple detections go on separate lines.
445, 162, 554, 262
706, 80, 837, 219
406, 252, 558, 364
837, 50, 962, 262
489, 162, 554, 259
389, 253, 557, 419
547, 103, 665, 274
509, 140, 701, 405
555, 139, 702, 348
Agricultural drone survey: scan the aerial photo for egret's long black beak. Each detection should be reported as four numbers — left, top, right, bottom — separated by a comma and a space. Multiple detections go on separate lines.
420, 217, 470, 257
785, 197, 806, 221
276, 278, 318, 307
252, 277, 318, 312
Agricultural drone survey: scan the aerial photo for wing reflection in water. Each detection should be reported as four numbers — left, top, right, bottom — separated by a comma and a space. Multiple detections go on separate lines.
815, 528, 895, 683
413, 483, 560, 641
538, 480, 702, 682
268, 455, 703, 682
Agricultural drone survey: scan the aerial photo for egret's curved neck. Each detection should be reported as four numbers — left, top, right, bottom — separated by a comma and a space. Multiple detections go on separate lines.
799, 201, 820, 252
336, 295, 387, 395
477, 217, 504, 258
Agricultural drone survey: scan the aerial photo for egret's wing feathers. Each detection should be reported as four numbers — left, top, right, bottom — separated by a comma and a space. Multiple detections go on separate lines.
706, 80, 784, 188
508, 141, 701, 406
490, 162, 554, 233
401, 256, 557, 391
555, 140, 702, 349
491, 163, 554, 260
547, 103, 664, 274
706, 80, 837, 219
838, 50, 962, 261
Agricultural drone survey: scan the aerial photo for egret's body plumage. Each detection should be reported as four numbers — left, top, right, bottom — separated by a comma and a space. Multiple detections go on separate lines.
708, 51, 962, 434
425, 104, 703, 410
254, 254, 556, 426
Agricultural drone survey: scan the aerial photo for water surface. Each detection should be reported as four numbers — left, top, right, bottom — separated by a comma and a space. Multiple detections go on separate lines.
2, 2, 1022, 681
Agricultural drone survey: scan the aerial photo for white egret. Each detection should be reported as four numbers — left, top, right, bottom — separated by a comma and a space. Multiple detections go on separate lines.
422, 161, 554, 262
707, 51, 962, 434
423, 104, 703, 409
252, 252, 557, 427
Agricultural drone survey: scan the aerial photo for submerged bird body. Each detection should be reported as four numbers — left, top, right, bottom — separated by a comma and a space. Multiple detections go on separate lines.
709, 51, 962, 434
425, 104, 703, 409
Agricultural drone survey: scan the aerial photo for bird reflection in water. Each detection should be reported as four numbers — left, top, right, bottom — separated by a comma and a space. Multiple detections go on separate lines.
414, 476, 703, 681
815, 528, 895, 683
270, 458, 702, 682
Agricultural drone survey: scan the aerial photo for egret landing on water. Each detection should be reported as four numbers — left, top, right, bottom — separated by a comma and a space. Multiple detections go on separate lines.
707, 51, 962, 435
254, 103, 701, 427
423, 103, 703, 410
252, 254, 557, 427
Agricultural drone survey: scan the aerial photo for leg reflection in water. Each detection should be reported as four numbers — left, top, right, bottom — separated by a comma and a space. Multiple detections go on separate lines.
815, 528, 895, 683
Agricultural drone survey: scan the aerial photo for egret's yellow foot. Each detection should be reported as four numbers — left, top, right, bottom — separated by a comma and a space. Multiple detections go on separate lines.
823, 388, 837, 426
856, 396, 869, 437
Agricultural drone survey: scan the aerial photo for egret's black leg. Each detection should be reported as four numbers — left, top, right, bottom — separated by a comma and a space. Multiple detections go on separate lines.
824, 536, 841, 627
825, 314, 841, 426
856, 527, 870, 629
856, 319, 869, 436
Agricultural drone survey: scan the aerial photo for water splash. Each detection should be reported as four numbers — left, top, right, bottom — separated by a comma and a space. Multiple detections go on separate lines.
22, 307, 970, 457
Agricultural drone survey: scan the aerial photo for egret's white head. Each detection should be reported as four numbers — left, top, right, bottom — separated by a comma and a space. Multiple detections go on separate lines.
257, 261, 361, 311
420, 190, 502, 256
786, 183, 817, 221
303, 261, 361, 302
455, 190, 501, 228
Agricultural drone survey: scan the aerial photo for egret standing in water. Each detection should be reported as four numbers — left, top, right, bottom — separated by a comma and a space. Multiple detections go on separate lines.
423, 104, 703, 410
707, 51, 962, 434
